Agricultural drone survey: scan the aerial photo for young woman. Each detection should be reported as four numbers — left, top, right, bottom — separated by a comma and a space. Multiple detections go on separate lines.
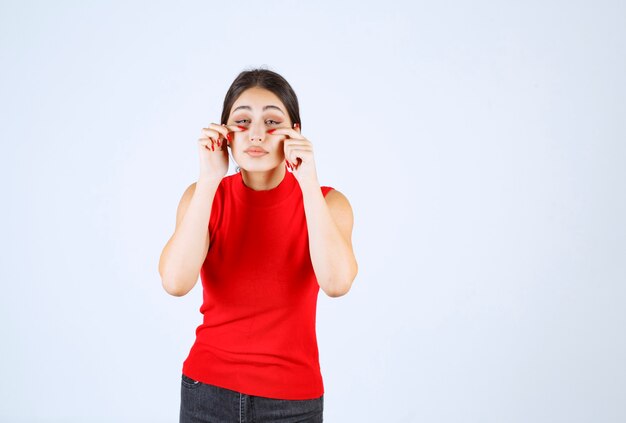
158, 68, 358, 423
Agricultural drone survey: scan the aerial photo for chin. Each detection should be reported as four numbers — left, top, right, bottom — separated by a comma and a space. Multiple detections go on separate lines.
236, 158, 283, 173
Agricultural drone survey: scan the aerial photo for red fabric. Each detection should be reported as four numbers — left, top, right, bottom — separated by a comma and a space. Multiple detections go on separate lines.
182, 170, 334, 400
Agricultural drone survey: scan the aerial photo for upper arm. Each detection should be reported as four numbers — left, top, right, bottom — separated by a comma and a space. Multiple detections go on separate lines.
175, 182, 197, 231
324, 189, 355, 247
174, 182, 211, 253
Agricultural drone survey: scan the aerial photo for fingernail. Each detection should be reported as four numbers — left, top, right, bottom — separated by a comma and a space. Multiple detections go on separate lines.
227, 133, 232, 141
237, 125, 246, 131
267, 129, 276, 134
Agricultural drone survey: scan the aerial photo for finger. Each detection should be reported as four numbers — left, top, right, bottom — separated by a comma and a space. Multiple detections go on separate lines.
198, 138, 221, 151
268, 127, 305, 140
198, 139, 215, 151
222, 124, 246, 133
201, 129, 221, 143
283, 139, 312, 148
286, 150, 309, 168
221, 124, 246, 144
219, 123, 246, 140
201, 128, 230, 142
284, 145, 313, 157
202, 124, 245, 141
203, 123, 243, 134
286, 158, 301, 170
198, 139, 212, 150
283, 142, 312, 161
285, 159, 299, 170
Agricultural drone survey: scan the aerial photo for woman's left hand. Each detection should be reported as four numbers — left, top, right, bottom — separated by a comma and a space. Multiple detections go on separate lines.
271, 123, 319, 186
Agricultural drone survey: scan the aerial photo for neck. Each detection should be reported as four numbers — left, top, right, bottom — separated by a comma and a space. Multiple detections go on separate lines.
240, 165, 286, 191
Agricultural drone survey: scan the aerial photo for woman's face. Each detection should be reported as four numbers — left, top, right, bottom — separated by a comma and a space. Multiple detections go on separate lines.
227, 87, 292, 172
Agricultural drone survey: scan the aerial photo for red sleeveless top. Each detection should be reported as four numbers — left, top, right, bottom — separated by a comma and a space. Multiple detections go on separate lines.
182, 170, 334, 400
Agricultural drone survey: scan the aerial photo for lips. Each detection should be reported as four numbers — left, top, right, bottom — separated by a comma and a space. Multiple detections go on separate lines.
245, 148, 268, 153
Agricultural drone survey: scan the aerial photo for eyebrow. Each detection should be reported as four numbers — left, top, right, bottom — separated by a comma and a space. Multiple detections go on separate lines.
231, 105, 285, 115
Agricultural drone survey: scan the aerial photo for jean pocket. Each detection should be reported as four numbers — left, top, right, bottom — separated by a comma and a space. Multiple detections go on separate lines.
181, 373, 201, 389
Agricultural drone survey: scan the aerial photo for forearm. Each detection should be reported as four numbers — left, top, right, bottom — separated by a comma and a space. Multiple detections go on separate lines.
300, 181, 357, 297
159, 178, 220, 296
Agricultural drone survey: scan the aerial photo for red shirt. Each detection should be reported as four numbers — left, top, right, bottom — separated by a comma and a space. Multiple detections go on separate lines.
182, 170, 334, 400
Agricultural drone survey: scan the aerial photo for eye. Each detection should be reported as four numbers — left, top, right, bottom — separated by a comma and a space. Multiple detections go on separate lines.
233, 119, 281, 125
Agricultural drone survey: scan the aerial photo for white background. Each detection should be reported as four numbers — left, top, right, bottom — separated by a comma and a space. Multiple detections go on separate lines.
1, 0, 624, 421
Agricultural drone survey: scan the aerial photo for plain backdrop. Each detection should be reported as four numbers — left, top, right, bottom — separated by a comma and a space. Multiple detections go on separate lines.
1, 0, 625, 422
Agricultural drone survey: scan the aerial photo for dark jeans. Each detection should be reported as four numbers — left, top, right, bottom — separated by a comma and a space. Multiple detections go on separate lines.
180, 373, 324, 423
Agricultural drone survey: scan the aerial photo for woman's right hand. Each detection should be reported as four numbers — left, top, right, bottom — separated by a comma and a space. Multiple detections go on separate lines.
197, 123, 243, 181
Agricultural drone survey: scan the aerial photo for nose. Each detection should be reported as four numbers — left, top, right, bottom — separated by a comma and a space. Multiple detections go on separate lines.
249, 121, 266, 143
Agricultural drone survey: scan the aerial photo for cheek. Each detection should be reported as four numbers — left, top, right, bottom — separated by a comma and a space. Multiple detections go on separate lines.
274, 142, 286, 156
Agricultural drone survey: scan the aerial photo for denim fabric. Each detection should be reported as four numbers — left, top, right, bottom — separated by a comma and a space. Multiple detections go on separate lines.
180, 373, 324, 423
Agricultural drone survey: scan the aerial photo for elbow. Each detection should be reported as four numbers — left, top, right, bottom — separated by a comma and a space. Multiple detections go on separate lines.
160, 273, 182, 296
324, 281, 352, 298
325, 287, 349, 298
323, 262, 358, 298
162, 279, 188, 297
159, 254, 197, 297
159, 268, 194, 297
